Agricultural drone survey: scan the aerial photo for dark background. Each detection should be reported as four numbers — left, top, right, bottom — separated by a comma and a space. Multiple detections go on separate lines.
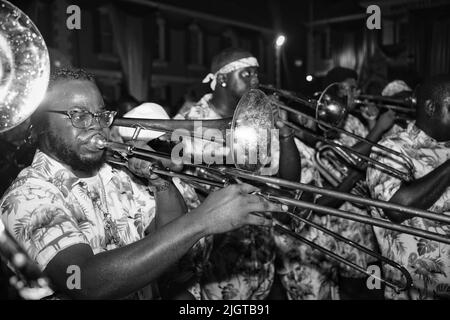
10, 0, 450, 115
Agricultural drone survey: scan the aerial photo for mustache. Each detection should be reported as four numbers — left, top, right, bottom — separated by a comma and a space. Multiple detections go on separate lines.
78, 131, 107, 143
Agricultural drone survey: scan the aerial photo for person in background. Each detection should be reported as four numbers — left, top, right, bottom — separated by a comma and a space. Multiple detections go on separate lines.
0, 68, 283, 300
174, 47, 301, 300
367, 75, 450, 300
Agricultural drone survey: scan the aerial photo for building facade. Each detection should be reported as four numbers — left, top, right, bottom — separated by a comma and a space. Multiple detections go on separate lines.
14, 0, 278, 116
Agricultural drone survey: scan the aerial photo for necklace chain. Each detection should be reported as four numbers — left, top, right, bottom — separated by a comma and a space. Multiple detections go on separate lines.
80, 177, 123, 247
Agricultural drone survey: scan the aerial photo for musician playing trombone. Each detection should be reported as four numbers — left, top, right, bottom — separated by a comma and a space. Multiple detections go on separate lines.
367, 75, 450, 300
173, 48, 301, 300
275, 67, 397, 299
0, 68, 284, 299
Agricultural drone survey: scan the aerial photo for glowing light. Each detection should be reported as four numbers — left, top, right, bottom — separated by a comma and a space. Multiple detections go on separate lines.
234, 126, 258, 146
306, 75, 313, 82
275, 35, 286, 48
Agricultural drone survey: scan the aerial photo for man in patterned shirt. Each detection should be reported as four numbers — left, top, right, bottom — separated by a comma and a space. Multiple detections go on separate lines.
320, 67, 395, 299
0, 68, 282, 299
274, 67, 396, 299
367, 75, 450, 300
174, 48, 301, 300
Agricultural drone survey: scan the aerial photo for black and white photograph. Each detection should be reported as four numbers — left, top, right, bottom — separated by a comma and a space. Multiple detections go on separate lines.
0, 0, 450, 308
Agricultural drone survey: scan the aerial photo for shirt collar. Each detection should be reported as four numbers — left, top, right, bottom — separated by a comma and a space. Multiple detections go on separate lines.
31, 149, 115, 190
406, 121, 450, 148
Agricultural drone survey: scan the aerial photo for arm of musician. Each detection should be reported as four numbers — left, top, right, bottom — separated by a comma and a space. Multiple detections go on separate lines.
385, 160, 450, 223
151, 179, 188, 229
126, 142, 188, 229
350, 110, 396, 156
316, 169, 364, 210
43, 184, 279, 299
277, 121, 301, 182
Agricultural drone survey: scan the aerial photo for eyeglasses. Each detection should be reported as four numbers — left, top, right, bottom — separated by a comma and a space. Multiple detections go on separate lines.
46, 109, 117, 129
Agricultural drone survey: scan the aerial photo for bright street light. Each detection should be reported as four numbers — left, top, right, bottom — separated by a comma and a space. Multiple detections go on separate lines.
275, 35, 286, 48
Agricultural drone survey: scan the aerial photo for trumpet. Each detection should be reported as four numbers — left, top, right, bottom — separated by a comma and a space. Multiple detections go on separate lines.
97, 89, 450, 292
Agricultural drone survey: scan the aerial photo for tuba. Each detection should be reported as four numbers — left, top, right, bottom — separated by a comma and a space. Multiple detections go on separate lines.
0, 0, 51, 299
0, 0, 50, 133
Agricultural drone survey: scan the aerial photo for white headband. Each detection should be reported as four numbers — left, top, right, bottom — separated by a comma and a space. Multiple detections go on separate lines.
202, 57, 259, 91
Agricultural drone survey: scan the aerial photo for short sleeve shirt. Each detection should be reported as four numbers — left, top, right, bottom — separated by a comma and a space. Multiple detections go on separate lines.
366, 122, 450, 299
1, 150, 155, 273
175, 94, 276, 300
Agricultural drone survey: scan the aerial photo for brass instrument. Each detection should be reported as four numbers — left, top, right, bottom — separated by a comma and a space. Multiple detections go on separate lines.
95, 89, 450, 293
0, 0, 52, 299
352, 94, 416, 122
258, 84, 415, 183
314, 143, 359, 188
356, 93, 416, 110
0, 0, 50, 133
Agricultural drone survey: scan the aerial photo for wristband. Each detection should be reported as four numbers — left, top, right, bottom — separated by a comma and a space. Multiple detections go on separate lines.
149, 180, 171, 192
280, 131, 294, 140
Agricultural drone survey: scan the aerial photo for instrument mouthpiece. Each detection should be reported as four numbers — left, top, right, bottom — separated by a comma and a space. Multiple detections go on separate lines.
91, 135, 107, 149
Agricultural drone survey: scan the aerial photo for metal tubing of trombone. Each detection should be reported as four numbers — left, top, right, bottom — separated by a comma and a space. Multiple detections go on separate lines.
265, 194, 450, 245
112, 118, 231, 144
99, 139, 173, 163
357, 94, 415, 109
273, 223, 411, 292
101, 138, 449, 226
146, 163, 450, 244
259, 84, 316, 109
354, 101, 415, 114
277, 211, 412, 292
102, 149, 417, 287
282, 119, 412, 181
222, 169, 450, 226
113, 118, 232, 133
150, 167, 225, 188
272, 101, 414, 172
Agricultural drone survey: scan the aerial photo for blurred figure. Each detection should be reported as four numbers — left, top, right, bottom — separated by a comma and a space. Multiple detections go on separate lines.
116, 93, 139, 117
367, 75, 450, 300
0, 119, 35, 197
173, 47, 301, 300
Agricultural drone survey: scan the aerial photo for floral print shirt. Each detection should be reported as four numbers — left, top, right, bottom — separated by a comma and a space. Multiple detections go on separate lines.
274, 139, 338, 300
275, 115, 378, 300
175, 94, 222, 120
327, 114, 378, 278
0, 150, 157, 298
367, 122, 450, 300
175, 93, 276, 300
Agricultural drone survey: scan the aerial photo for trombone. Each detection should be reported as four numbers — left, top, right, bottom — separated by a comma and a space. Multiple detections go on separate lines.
258, 84, 415, 182
352, 94, 416, 122
102, 89, 450, 292
100, 139, 417, 292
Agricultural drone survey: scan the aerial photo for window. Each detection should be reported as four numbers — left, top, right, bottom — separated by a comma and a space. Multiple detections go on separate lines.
222, 29, 237, 49
95, 7, 116, 58
154, 13, 167, 63
187, 23, 204, 66
258, 36, 266, 72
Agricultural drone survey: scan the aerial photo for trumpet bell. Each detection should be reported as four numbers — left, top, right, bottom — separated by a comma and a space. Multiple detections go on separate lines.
231, 89, 275, 173
0, 0, 50, 133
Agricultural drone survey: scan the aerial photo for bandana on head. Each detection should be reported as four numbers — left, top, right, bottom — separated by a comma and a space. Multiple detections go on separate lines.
381, 80, 412, 97
202, 57, 259, 91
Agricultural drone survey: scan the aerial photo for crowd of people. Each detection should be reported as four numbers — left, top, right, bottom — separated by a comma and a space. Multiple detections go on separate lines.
1, 45, 449, 300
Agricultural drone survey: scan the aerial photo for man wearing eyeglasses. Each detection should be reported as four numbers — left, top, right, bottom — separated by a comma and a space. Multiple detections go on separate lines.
0, 68, 282, 299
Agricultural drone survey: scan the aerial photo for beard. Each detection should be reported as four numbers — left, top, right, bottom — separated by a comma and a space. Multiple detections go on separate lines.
46, 130, 106, 173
